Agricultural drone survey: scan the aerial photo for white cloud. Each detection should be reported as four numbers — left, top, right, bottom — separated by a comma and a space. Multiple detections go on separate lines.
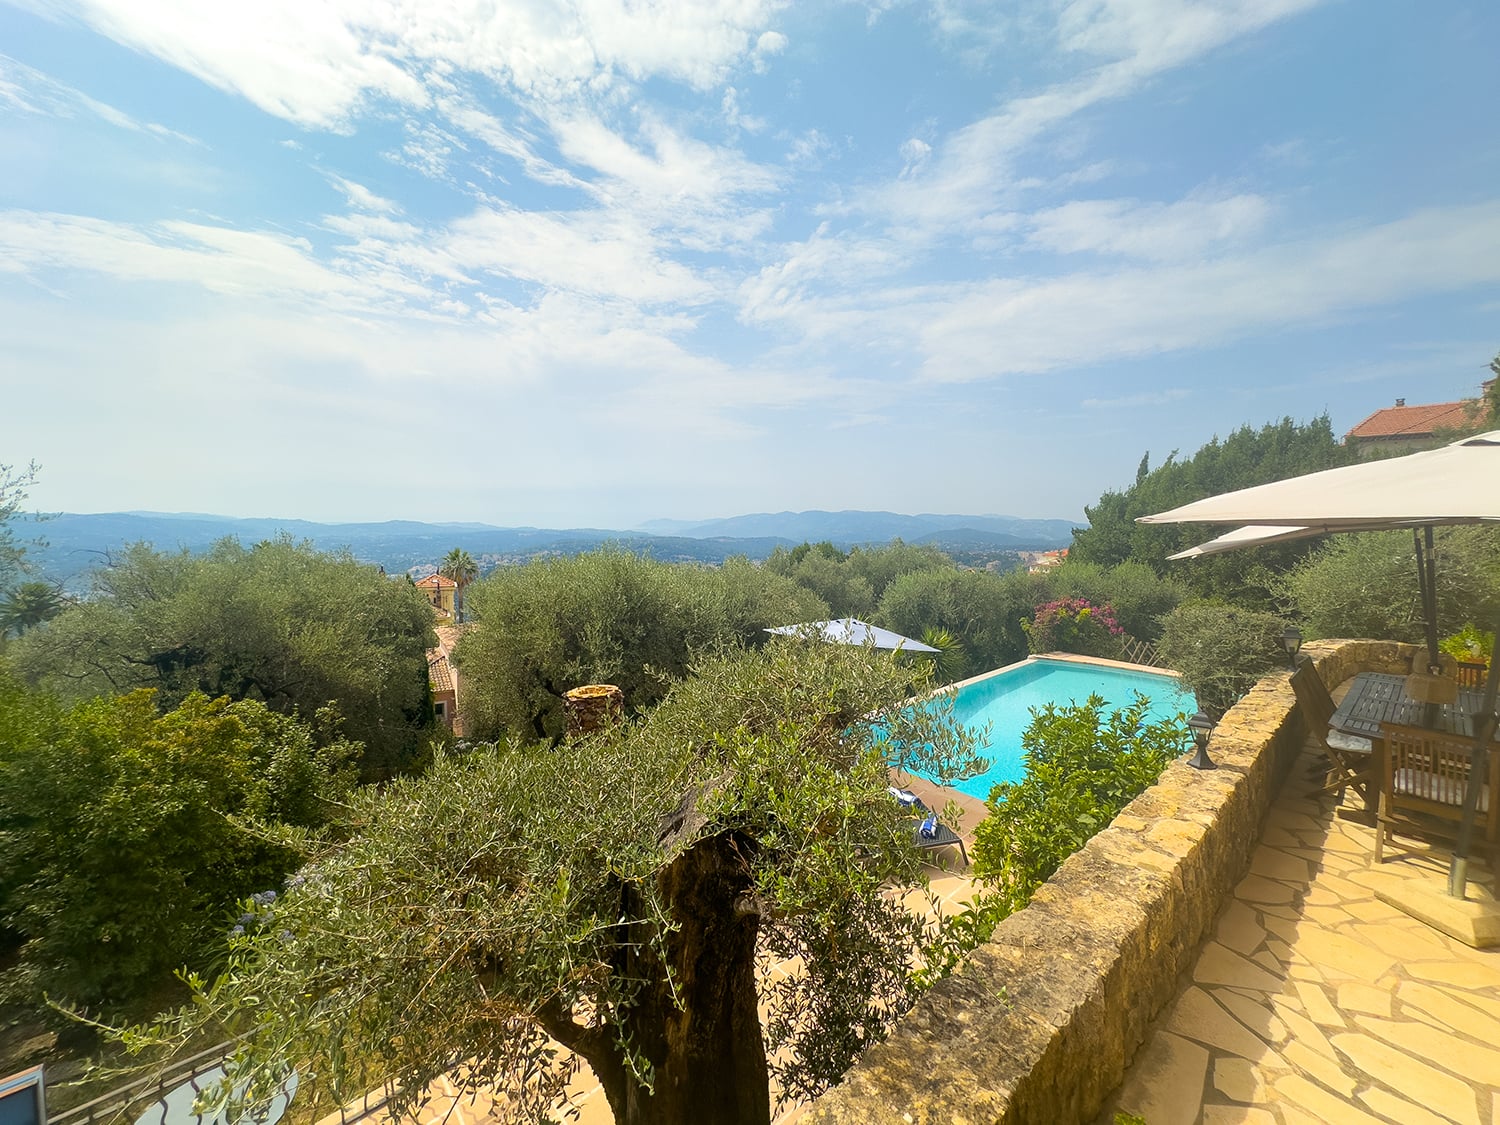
327, 175, 399, 215
440, 206, 715, 304
913, 201, 1500, 381
1026, 193, 1272, 261
37, 0, 783, 129
0, 211, 377, 303
722, 87, 765, 133
543, 110, 780, 252
752, 29, 788, 72
1053, 0, 1324, 72
863, 0, 1326, 232
898, 137, 931, 178
0, 52, 196, 141
755, 30, 788, 55
786, 129, 833, 168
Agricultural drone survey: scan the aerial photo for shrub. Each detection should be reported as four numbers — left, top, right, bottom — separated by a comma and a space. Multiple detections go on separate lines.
1278, 527, 1500, 645
1048, 559, 1185, 641
1156, 600, 1285, 718
971, 694, 1186, 912
1022, 597, 1123, 657
877, 567, 1049, 673
0, 681, 358, 1011
13, 537, 435, 779
1441, 624, 1494, 667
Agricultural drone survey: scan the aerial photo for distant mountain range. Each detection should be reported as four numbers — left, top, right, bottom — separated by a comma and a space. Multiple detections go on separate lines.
638, 510, 1080, 545
26, 509, 1080, 586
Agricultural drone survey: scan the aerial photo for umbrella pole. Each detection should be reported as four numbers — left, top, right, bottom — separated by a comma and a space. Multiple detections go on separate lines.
1447, 630, 1500, 898
1415, 528, 1442, 673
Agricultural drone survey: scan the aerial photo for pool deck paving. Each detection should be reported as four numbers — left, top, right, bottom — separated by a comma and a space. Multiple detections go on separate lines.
1099, 736, 1500, 1125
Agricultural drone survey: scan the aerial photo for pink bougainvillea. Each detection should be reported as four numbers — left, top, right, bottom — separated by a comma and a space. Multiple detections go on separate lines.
1023, 597, 1124, 656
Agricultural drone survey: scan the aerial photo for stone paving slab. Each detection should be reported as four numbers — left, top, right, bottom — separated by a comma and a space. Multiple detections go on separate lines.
1100, 736, 1500, 1125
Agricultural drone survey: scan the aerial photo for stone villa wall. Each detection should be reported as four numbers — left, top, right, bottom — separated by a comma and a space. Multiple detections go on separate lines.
807, 639, 1421, 1125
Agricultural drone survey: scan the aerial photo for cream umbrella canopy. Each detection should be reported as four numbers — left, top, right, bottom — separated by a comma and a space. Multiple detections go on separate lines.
1140, 431, 1500, 529
1140, 430, 1500, 898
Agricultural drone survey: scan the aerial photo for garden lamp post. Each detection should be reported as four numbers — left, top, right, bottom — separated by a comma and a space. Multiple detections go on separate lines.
1187, 711, 1217, 770
1281, 626, 1302, 671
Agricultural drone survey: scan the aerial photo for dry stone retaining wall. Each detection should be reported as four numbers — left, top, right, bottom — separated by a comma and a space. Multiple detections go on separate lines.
807, 639, 1420, 1125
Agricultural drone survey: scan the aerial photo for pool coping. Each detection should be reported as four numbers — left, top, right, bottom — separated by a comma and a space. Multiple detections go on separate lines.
930, 651, 1184, 700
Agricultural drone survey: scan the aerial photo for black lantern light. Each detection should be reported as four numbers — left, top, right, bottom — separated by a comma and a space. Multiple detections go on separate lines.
1187, 711, 1217, 770
1281, 625, 1303, 671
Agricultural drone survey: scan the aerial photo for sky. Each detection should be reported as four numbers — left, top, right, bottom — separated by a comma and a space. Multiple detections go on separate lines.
2, 0, 1498, 529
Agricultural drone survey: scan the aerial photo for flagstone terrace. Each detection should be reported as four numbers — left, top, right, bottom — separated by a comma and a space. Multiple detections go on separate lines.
1100, 737, 1499, 1125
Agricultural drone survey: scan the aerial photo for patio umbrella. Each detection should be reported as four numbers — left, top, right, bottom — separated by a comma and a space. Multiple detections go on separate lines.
1166, 524, 1316, 560
1139, 430, 1500, 897
765, 618, 940, 653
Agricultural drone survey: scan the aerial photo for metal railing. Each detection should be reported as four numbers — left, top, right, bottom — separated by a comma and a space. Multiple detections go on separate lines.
48, 1042, 235, 1125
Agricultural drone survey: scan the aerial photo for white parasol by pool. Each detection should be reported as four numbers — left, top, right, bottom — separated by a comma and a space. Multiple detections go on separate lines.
1140, 430, 1500, 900
766, 618, 940, 653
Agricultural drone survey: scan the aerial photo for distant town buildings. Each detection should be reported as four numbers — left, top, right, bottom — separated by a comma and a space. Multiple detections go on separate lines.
1023, 548, 1068, 574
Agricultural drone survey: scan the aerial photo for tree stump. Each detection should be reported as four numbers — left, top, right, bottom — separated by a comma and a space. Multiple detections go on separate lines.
564, 684, 624, 736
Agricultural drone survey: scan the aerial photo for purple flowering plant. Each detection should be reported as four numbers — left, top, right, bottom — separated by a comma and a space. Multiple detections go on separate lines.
1023, 597, 1124, 657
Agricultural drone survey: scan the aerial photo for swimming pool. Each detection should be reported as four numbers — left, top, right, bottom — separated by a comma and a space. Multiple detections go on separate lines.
913, 656, 1196, 800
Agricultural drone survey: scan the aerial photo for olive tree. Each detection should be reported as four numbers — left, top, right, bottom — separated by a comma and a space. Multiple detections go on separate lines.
1277, 527, 1500, 644
1156, 600, 1286, 718
455, 550, 828, 740
0, 460, 42, 595
153, 641, 986, 1125
14, 537, 435, 777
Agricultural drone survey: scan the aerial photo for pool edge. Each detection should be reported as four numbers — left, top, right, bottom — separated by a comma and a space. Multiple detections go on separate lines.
932, 652, 1182, 700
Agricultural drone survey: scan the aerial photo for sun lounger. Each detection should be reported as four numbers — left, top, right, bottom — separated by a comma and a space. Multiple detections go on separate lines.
914, 814, 968, 865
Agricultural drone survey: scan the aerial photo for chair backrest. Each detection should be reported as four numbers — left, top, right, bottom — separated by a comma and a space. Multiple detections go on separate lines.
1455, 662, 1488, 689
1378, 723, 1500, 843
1289, 661, 1336, 733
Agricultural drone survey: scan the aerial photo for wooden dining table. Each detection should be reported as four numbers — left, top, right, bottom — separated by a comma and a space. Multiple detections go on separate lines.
1328, 672, 1493, 741
1327, 672, 1496, 819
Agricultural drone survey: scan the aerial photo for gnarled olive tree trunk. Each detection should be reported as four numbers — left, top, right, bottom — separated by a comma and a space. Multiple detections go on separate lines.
543, 831, 770, 1125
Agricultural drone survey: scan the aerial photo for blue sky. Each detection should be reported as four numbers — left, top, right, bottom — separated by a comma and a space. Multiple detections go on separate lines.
2, 0, 1497, 528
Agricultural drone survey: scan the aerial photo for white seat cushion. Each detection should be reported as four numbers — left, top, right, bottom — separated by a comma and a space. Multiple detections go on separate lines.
1327, 729, 1372, 754
1393, 768, 1491, 813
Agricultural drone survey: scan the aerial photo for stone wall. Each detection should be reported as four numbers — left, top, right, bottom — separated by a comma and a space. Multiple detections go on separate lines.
807, 639, 1420, 1125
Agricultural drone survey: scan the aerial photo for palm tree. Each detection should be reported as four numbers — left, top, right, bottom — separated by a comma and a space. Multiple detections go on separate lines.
0, 581, 67, 639
919, 626, 969, 684
439, 549, 479, 622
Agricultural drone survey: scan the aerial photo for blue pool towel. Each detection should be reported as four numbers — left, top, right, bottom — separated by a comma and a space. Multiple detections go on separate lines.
919, 814, 938, 839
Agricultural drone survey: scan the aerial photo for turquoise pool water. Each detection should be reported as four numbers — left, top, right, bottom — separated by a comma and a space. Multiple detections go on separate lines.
914, 658, 1196, 800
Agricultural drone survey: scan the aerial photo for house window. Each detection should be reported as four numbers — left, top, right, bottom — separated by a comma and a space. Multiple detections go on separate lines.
435, 701, 446, 718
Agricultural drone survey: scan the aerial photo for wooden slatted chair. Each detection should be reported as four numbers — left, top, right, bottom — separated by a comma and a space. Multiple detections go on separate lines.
1289, 662, 1373, 802
1455, 661, 1488, 689
1374, 723, 1500, 863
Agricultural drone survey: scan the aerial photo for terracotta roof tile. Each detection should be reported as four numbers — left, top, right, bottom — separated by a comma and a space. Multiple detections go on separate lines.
428, 650, 455, 693
1345, 401, 1470, 439
416, 573, 458, 589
